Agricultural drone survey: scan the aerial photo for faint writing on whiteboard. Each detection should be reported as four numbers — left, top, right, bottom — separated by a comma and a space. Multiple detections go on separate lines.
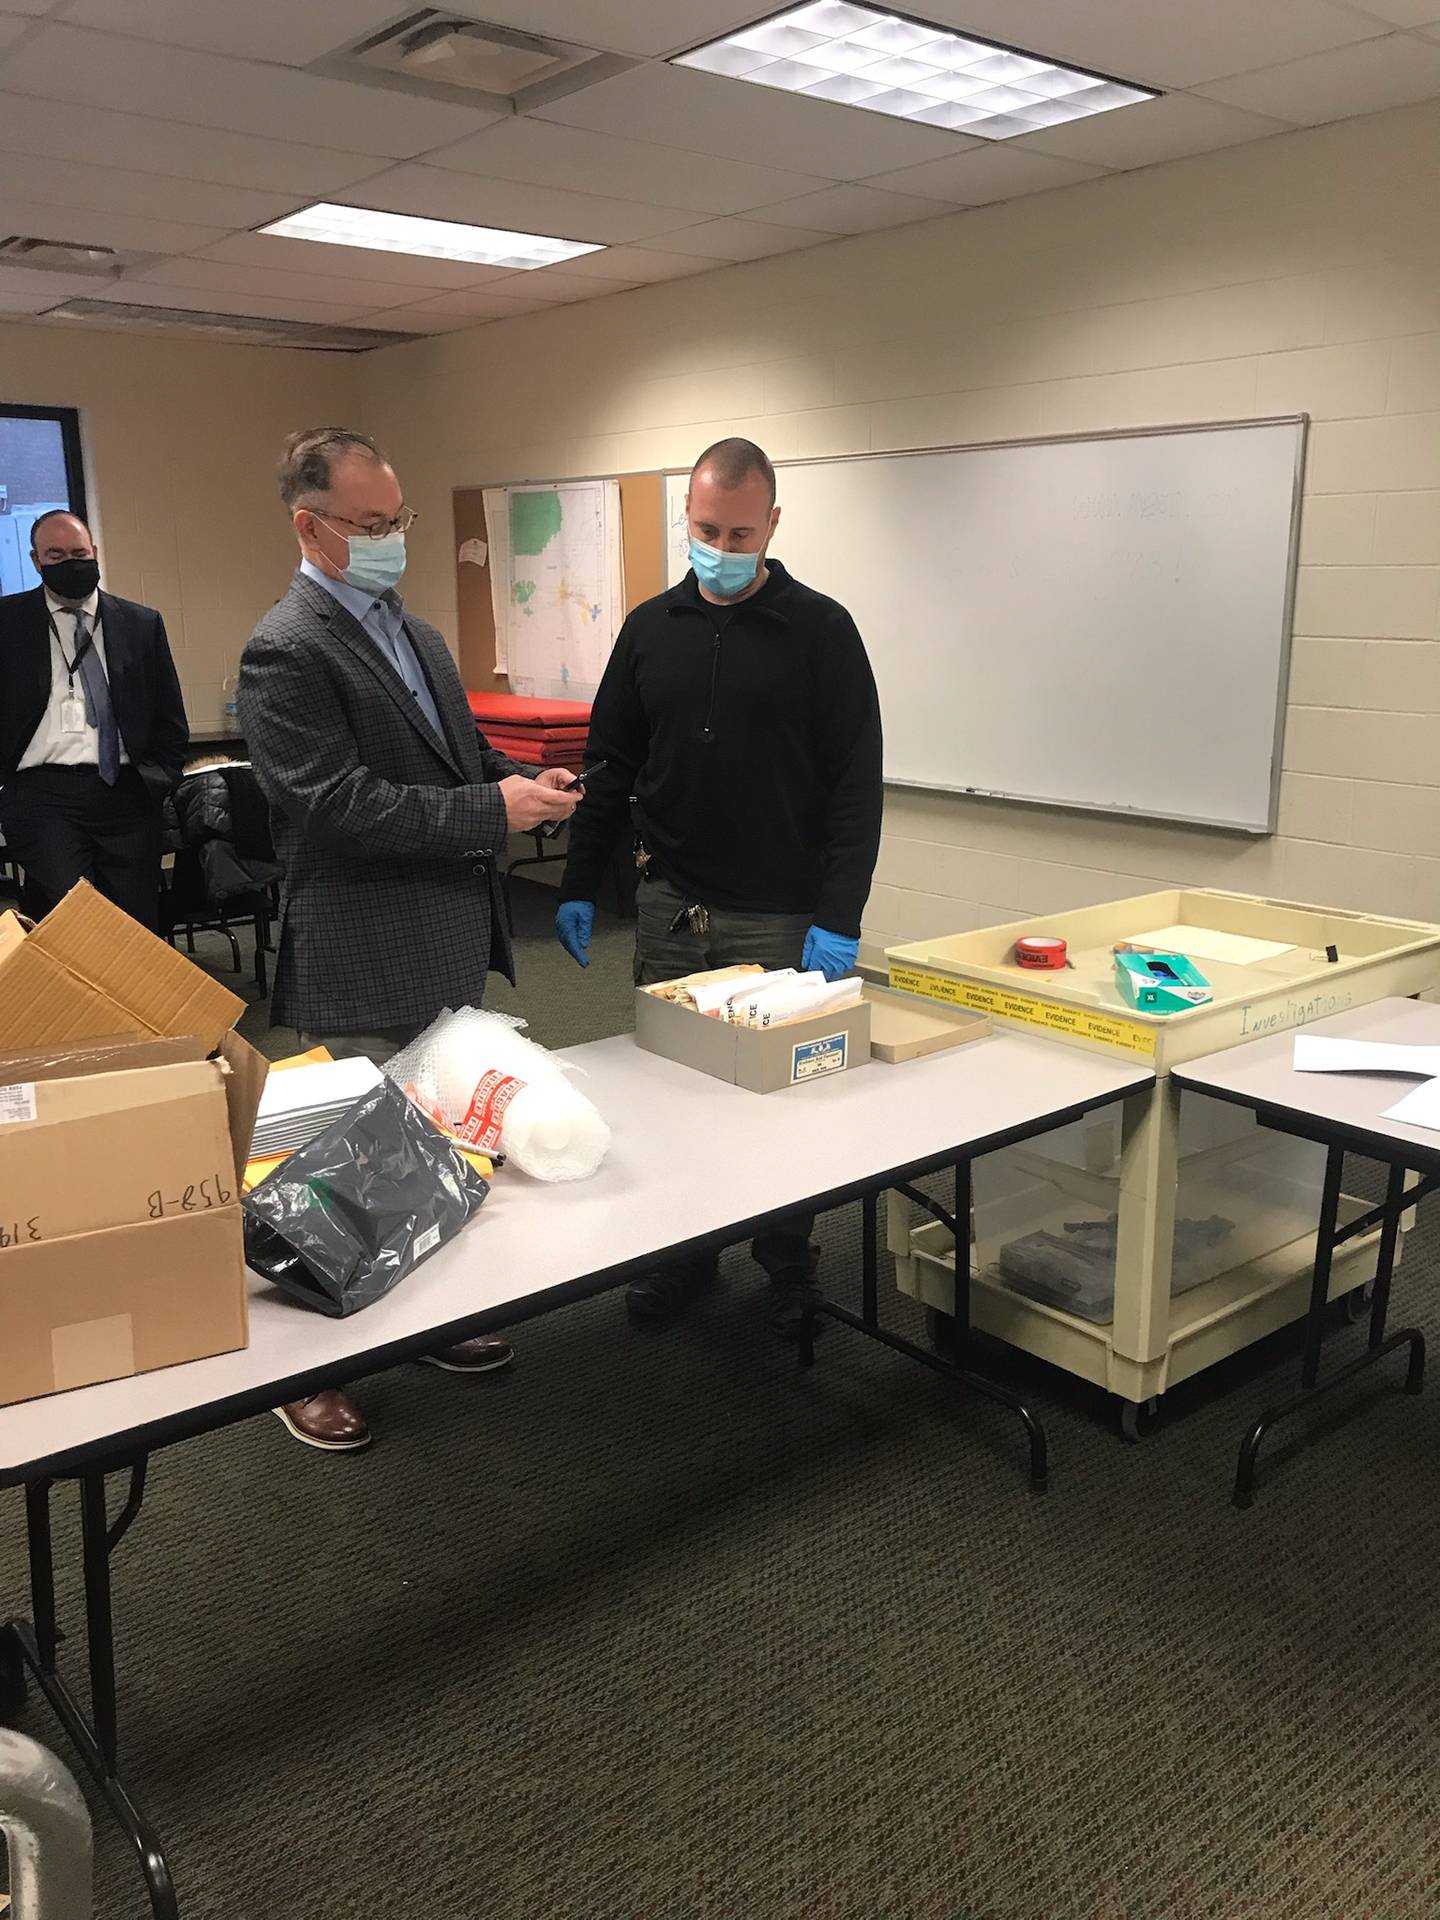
1073, 490, 1185, 520
458, 538, 488, 567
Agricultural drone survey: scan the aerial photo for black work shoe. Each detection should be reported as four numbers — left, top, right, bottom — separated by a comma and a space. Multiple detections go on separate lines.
768, 1271, 825, 1341
625, 1253, 718, 1330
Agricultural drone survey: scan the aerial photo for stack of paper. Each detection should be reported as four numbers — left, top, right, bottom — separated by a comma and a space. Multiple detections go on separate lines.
1291, 1032, 1440, 1134
250, 1057, 384, 1158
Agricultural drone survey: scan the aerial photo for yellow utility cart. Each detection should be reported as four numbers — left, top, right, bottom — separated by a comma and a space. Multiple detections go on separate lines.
886, 889, 1440, 1433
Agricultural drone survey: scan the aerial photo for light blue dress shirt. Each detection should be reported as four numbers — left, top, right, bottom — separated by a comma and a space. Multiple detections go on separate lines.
300, 558, 445, 740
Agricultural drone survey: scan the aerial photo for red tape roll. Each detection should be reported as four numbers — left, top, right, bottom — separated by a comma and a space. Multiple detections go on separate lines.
1015, 936, 1068, 971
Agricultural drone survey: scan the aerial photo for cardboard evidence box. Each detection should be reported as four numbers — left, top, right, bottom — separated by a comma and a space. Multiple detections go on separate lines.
0, 882, 266, 1408
634, 986, 871, 1094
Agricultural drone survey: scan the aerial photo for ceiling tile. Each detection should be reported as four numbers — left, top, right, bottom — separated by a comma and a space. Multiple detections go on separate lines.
533, 61, 969, 179
59, 0, 452, 67
515, 267, 642, 301
876, 0, 1385, 88
91, 280, 373, 324
0, 23, 500, 157
868, 145, 1108, 206
425, 115, 823, 217
374, 285, 561, 322
335, 162, 694, 243
1013, 92, 1296, 168
645, 216, 833, 260
1340, 0, 1440, 22
0, 19, 34, 53
743, 182, 959, 232
549, 243, 725, 284
0, 0, 54, 15
0, 151, 302, 230
129, 257, 431, 310
188, 232, 519, 291
0, 195, 227, 255
1197, 31, 1440, 121
357, 308, 482, 336
0, 264, 110, 313
0, 90, 384, 196
409, 0, 775, 59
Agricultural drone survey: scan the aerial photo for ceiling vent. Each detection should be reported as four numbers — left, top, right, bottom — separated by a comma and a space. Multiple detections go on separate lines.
310, 9, 635, 111
39, 299, 418, 353
0, 235, 152, 278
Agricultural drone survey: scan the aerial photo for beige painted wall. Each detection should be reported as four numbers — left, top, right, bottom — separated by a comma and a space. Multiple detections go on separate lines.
2, 323, 354, 735
366, 96, 1440, 961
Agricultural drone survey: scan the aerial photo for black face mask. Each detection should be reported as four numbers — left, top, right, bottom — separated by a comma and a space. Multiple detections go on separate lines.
39, 557, 100, 602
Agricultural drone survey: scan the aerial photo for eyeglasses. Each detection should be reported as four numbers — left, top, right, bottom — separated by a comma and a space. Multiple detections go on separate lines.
319, 507, 418, 540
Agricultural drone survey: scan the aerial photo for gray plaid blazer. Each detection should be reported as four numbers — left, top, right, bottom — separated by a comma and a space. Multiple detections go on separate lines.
238, 569, 525, 1034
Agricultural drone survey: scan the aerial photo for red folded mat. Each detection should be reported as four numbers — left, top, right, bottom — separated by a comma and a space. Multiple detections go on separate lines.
484, 732, 587, 768
480, 724, 590, 744
467, 691, 593, 727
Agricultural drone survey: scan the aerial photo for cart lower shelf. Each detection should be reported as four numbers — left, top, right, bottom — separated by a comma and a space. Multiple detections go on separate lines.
896, 1202, 1388, 1403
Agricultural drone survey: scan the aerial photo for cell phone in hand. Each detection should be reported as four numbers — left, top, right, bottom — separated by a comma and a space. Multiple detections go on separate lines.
541, 761, 607, 837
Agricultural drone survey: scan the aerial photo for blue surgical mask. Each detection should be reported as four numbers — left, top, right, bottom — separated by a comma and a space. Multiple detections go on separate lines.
320, 518, 407, 596
689, 537, 759, 598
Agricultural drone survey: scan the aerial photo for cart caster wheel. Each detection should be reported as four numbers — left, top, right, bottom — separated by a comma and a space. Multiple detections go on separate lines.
1118, 1397, 1160, 1442
1341, 1282, 1375, 1325
0, 1631, 27, 1719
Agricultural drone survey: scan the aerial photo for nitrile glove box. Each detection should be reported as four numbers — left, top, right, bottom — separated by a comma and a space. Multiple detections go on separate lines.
634, 987, 871, 1094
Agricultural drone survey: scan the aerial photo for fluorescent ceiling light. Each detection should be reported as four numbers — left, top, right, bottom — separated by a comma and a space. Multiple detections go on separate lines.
259, 202, 605, 270
675, 4, 1155, 139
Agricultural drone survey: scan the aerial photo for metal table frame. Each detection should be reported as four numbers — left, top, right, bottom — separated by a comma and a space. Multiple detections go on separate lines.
0, 1066, 1147, 1917
1172, 1057, 1437, 1509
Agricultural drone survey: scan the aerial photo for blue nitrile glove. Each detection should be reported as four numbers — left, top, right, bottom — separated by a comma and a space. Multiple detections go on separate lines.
803, 926, 859, 981
556, 900, 594, 969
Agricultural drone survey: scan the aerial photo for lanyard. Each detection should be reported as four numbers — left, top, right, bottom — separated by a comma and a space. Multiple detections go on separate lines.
46, 610, 97, 688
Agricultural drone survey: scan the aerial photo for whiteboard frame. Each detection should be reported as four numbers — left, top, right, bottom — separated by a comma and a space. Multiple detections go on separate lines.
664, 414, 1310, 836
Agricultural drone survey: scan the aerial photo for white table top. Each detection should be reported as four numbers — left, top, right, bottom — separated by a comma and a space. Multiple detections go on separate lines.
0, 1029, 1151, 1483
1174, 997, 1440, 1168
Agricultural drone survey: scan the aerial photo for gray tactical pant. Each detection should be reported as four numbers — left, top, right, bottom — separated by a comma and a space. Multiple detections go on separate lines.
635, 872, 817, 1279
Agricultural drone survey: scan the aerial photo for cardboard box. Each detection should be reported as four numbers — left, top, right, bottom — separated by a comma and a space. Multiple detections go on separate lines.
863, 985, 991, 1064
634, 986, 871, 1094
0, 882, 266, 1407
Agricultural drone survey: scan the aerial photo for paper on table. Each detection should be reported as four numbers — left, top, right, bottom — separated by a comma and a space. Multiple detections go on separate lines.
1293, 1035, 1440, 1078
1127, 925, 1296, 965
1382, 1077, 1440, 1131
255, 1056, 382, 1120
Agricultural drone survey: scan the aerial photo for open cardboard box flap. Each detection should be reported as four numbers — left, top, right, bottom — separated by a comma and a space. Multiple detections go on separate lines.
0, 881, 243, 1054
0, 882, 265, 1173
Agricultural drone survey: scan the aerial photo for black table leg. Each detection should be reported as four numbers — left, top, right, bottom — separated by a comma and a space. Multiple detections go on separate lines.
2, 1459, 179, 1918
1233, 1152, 1426, 1510
801, 1168, 1049, 1491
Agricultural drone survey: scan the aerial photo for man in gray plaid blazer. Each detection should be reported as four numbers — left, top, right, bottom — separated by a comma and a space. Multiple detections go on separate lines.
241, 427, 579, 1452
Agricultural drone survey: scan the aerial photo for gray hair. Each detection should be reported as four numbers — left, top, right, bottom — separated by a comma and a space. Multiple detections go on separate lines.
691, 437, 776, 509
278, 427, 386, 509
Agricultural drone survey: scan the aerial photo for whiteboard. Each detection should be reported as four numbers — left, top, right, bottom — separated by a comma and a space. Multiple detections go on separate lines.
664, 419, 1306, 833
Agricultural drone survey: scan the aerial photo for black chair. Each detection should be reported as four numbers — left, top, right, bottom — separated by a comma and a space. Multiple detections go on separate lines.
162, 763, 280, 992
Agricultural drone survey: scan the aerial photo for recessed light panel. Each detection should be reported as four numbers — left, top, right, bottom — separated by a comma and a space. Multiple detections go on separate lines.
675, 4, 1155, 138
259, 203, 604, 271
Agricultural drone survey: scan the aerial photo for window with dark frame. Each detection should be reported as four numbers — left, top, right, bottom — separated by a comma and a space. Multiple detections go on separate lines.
0, 404, 89, 596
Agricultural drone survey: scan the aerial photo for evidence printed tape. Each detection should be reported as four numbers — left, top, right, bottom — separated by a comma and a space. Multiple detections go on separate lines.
888, 963, 1158, 1058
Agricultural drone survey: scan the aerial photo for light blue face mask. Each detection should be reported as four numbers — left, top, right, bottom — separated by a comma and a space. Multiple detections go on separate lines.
321, 519, 407, 596
689, 536, 760, 599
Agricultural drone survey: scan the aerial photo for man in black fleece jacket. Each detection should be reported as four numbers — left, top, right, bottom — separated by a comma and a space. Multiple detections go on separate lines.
556, 437, 883, 1334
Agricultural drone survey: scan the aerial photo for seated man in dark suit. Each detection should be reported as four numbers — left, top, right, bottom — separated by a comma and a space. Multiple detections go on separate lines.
240, 427, 580, 1452
0, 511, 188, 927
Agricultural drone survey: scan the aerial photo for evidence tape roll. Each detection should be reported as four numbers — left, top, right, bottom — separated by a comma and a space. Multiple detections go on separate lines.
1015, 936, 1068, 971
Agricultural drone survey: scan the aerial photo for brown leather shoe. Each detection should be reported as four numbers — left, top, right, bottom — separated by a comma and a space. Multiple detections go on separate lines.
419, 1336, 514, 1374
274, 1390, 371, 1451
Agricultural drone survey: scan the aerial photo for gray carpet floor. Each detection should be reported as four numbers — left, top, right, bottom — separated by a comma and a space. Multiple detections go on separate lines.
4, 880, 1440, 1920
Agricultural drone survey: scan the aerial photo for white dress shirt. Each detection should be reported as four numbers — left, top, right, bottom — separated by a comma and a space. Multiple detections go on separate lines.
18, 589, 130, 772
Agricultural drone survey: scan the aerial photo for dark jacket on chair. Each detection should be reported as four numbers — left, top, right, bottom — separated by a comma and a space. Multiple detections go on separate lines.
0, 584, 188, 800
238, 570, 525, 1034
